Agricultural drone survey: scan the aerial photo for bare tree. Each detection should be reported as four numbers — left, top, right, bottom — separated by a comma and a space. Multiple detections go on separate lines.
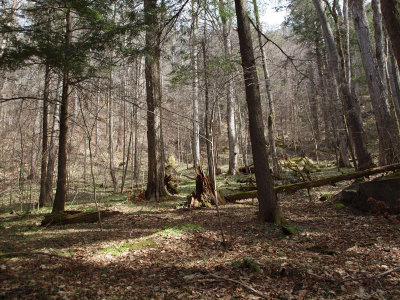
351, 0, 400, 165
313, 0, 373, 170
380, 0, 400, 67
234, 0, 280, 223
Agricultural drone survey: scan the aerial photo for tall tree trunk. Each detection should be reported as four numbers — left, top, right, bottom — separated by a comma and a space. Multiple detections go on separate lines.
219, 0, 238, 175
313, 0, 373, 170
52, 9, 71, 214
252, 0, 279, 174
308, 63, 320, 142
107, 67, 118, 193
351, 0, 400, 164
202, 29, 215, 185
38, 63, 50, 207
144, 0, 167, 201
191, 0, 200, 169
234, 0, 280, 223
380, 0, 400, 67
316, 44, 333, 147
45, 99, 58, 205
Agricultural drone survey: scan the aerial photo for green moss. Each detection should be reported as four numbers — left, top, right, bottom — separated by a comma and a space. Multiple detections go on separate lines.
281, 225, 299, 235
333, 202, 346, 210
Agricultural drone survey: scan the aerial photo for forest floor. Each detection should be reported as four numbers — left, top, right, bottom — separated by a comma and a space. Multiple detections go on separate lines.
1, 165, 400, 299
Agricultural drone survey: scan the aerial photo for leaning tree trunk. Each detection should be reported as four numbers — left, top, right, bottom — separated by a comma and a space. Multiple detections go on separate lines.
252, 0, 280, 174
351, 0, 400, 165
234, 0, 280, 223
38, 63, 50, 207
219, 0, 238, 175
313, 0, 373, 170
144, 0, 167, 201
52, 9, 71, 214
380, 0, 400, 67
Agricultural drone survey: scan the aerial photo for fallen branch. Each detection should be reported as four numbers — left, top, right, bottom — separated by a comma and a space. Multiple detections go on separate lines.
197, 274, 268, 299
225, 163, 400, 202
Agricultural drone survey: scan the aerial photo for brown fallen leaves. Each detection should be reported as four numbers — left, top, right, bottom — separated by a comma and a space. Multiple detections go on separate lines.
1, 186, 400, 299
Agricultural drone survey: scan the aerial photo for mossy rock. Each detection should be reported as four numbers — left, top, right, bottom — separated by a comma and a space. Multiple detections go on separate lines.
281, 224, 300, 235
333, 202, 346, 210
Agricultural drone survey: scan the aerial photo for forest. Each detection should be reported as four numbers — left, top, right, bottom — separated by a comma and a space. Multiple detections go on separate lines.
1, 0, 400, 298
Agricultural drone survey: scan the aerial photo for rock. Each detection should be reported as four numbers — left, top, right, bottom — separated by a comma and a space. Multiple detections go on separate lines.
352, 178, 400, 214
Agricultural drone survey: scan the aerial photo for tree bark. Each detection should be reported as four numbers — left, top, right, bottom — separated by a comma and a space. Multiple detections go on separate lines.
234, 0, 280, 223
144, 0, 167, 201
380, 0, 400, 68
351, 0, 400, 164
191, 0, 201, 170
52, 9, 71, 214
38, 63, 50, 207
202, 29, 215, 186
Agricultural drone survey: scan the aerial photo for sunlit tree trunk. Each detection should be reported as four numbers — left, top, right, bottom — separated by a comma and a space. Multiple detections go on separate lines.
144, 0, 167, 201
219, 0, 238, 175
234, 0, 280, 223
191, 0, 200, 169
252, 0, 279, 174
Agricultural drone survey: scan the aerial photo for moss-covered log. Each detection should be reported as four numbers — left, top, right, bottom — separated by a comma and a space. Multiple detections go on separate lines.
41, 210, 120, 226
225, 163, 400, 202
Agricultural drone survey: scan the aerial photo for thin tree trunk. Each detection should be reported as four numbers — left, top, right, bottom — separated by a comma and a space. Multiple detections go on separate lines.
351, 0, 400, 164
252, 0, 279, 174
52, 9, 71, 214
313, 0, 373, 170
38, 63, 50, 207
108, 66, 118, 193
191, 0, 201, 169
388, 42, 400, 128
202, 29, 215, 185
219, 0, 238, 175
45, 100, 58, 205
234, 0, 280, 223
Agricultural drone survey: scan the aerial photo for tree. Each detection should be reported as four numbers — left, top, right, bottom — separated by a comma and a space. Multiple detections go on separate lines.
234, 0, 280, 223
218, 0, 238, 175
380, 0, 400, 67
351, 0, 400, 165
144, 0, 168, 201
312, 0, 373, 170
252, 0, 279, 174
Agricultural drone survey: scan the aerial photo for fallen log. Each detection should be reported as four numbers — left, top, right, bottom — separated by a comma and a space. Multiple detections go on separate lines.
41, 210, 120, 226
225, 163, 400, 202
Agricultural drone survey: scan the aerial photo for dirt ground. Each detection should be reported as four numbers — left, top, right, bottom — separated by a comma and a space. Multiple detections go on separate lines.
1, 182, 399, 299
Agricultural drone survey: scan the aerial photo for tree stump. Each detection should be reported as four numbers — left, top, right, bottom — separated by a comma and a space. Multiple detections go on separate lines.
190, 166, 225, 207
